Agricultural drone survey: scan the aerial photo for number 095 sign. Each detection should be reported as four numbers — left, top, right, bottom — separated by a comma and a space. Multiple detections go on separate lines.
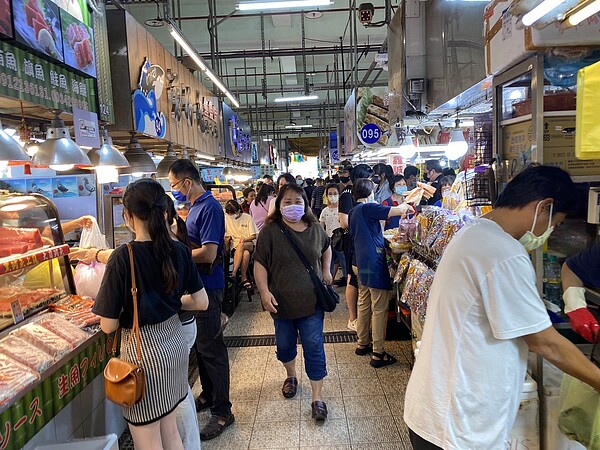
359, 124, 381, 146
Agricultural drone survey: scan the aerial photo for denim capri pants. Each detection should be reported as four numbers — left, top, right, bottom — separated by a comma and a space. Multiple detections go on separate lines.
273, 307, 327, 381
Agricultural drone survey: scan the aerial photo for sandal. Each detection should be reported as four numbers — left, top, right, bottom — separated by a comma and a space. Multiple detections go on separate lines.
355, 344, 373, 356
194, 394, 213, 412
311, 400, 328, 421
241, 279, 252, 289
370, 351, 397, 368
282, 377, 298, 399
200, 414, 235, 441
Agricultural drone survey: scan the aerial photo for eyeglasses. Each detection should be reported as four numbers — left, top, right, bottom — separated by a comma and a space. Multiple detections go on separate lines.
170, 178, 188, 190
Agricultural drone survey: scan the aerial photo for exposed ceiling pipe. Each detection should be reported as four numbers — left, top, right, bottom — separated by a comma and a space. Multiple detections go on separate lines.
192, 43, 375, 60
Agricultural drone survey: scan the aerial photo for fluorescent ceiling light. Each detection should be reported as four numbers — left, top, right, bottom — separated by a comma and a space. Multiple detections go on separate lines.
285, 124, 313, 129
460, 120, 475, 127
263, 138, 273, 142
168, 23, 240, 108
237, 1, 332, 11
196, 153, 216, 161
522, 0, 565, 26
274, 95, 319, 103
567, 0, 600, 25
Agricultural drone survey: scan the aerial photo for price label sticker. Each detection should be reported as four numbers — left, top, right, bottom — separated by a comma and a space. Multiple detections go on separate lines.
11, 300, 24, 324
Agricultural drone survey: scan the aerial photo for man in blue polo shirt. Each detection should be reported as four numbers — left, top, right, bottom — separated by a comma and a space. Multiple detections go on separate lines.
168, 160, 233, 440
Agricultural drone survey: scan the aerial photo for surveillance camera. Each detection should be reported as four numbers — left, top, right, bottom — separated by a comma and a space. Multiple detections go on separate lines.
358, 3, 375, 25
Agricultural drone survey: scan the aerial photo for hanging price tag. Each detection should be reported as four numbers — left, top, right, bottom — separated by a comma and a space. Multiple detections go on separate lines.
11, 300, 24, 324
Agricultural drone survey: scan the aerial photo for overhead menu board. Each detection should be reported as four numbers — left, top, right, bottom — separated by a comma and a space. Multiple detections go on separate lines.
12, 0, 64, 62
0, 0, 14, 38
60, 9, 96, 77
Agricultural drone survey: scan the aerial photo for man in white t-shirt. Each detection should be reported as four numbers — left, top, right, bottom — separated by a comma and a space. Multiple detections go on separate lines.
404, 166, 600, 450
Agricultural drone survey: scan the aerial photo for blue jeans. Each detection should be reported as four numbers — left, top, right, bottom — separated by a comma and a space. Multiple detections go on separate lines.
273, 309, 327, 381
331, 249, 347, 278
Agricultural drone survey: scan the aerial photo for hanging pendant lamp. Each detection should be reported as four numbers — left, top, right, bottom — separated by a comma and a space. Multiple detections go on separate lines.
0, 120, 30, 168
32, 111, 92, 171
87, 129, 130, 183
156, 143, 179, 178
446, 119, 469, 161
120, 133, 157, 175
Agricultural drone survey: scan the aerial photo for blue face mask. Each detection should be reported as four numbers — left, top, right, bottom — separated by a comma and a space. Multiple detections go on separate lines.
172, 190, 187, 202
395, 186, 408, 195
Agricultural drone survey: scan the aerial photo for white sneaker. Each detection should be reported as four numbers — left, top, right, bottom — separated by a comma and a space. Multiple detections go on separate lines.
347, 319, 357, 332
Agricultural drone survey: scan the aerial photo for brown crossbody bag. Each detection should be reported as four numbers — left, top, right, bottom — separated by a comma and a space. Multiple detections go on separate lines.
104, 243, 146, 407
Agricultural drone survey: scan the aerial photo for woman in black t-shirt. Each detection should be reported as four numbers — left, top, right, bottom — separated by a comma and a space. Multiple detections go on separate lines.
93, 179, 208, 449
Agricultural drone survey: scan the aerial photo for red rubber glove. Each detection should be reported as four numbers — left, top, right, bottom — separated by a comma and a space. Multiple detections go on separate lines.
567, 308, 600, 342
564, 286, 600, 342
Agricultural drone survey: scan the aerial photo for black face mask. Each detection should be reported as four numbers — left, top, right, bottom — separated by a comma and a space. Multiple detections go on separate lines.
423, 172, 430, 183
372, 175, 381, 185
340, 176, 350, 184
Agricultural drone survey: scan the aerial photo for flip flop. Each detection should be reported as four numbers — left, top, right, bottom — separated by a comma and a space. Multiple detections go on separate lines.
241, 279, 252, 289
370, 351, 397, 368
311, 401, 328, 421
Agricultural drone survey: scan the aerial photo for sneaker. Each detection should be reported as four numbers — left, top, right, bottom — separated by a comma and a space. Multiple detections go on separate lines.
347, 319, 357, 332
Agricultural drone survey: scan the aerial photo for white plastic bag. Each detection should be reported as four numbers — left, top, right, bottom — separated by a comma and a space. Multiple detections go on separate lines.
79, 218, 108, 249
74, 261, 106, 299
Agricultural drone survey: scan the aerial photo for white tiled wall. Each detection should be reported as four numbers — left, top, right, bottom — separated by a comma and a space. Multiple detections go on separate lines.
23, 376, 126, 450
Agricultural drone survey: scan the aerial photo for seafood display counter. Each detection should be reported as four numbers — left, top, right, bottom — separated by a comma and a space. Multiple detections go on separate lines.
0, 193, 115, 450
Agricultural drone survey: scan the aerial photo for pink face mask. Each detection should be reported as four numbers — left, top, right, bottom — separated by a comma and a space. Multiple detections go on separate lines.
281, 204, 305, 222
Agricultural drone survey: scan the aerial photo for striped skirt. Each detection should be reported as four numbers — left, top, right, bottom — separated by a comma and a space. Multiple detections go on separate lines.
120, 315, 188, 426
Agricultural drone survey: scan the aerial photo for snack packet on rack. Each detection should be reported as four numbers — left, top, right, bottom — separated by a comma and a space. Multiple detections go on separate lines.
394, 253, 413, 284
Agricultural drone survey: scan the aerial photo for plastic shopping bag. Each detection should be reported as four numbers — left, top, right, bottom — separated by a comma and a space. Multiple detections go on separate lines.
558, 373, 600, 448
79, 218, 108, 249
74, 261, 105, 299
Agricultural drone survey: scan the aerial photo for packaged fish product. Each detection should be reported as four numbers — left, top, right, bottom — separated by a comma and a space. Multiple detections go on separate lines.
12, 324, 72, 358
0, 353, 39, 406
0, 335, 54, 373
37, 313, 90, 347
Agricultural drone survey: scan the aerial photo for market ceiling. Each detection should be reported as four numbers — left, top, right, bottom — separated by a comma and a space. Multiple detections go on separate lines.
112, 0, 392, 142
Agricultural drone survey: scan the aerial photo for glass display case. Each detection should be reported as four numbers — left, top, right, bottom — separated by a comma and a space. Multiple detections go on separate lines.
103, 193, 133, 248
0, 192, 76, 333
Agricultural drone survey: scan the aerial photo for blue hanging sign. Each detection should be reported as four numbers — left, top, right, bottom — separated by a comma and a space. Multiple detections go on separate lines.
359, 123, 381, 145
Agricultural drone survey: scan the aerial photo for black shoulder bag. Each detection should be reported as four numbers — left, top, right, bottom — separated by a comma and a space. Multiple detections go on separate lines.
277, 221, 339, 312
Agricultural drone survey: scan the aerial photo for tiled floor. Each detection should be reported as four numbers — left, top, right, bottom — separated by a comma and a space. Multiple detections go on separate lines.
194, 287, 414, 450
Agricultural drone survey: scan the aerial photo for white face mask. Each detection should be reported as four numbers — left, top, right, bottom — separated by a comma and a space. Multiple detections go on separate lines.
367, 193, 376, 203
328, 194, 339, 204
519, 202, 554, 251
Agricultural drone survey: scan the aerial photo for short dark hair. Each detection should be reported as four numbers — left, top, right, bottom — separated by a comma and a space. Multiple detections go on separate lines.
353, 178, 375, 201
267, 183, 318, 225
305, 178, 315, 186
495, 165, 575, 214
389, 175, 406, 189
168, 159, 202, 184
442, 168, 456, 177
350, 164, 373, 183
225, 199, 242, 215
325, 183, 341, 195
263, 175, 273, 181
404, 165, 420, 179
242, 187, 255, 199
439, 175, 455, 187
373, 163, 393, 180
425, 159, 443, 174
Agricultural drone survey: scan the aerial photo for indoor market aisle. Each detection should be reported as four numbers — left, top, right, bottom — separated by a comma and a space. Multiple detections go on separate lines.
194, 289, 415, 450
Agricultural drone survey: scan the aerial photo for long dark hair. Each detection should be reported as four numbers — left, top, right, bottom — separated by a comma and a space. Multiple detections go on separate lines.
255, 183, 275, 206
123, 179, 178, 294
166, 195, 191, 249
266, 183, 318, 225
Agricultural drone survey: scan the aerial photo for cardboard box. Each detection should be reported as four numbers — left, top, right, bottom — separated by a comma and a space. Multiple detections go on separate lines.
502, 116, 600, 176
484, 0, 600, 75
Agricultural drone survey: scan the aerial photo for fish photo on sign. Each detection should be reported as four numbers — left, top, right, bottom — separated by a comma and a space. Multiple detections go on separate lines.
60, 8, 96, 77
13, 0, 64, 62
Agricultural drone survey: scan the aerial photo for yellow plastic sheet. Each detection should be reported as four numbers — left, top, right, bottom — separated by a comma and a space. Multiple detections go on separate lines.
576, 60, 600, 160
